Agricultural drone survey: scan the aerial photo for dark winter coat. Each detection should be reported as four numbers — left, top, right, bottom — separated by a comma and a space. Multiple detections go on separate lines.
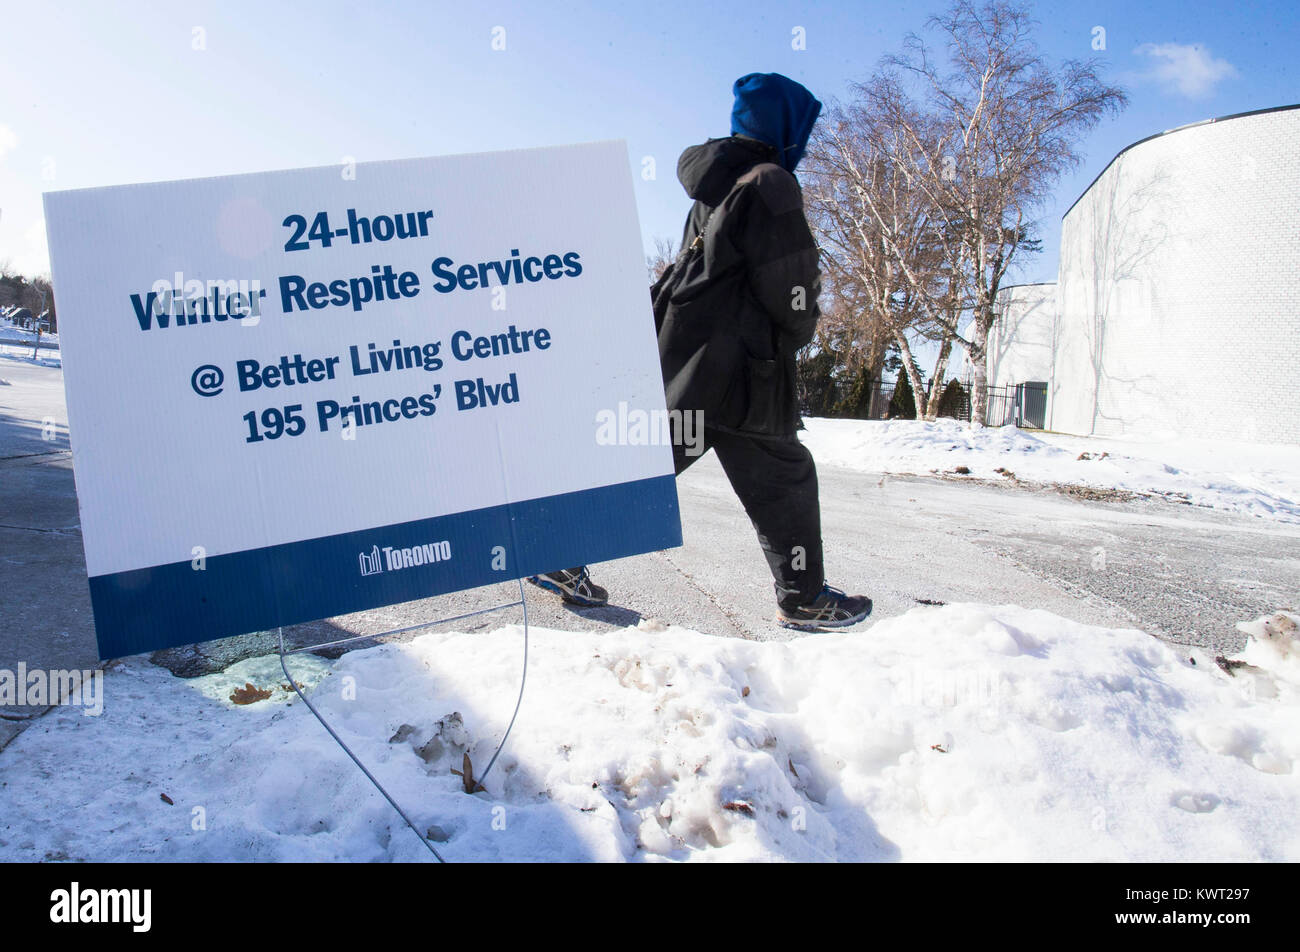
652, 135, 822, 437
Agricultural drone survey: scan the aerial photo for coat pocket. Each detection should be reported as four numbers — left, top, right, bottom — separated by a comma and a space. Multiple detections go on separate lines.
739, 355, 783, 434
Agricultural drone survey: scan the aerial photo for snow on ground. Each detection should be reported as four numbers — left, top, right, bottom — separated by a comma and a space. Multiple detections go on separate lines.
2, 604, 1297, 862
0, 349, 61, 369
0, 322, 57, 344
801, 417, 1300, 523
0, 320, 60, 366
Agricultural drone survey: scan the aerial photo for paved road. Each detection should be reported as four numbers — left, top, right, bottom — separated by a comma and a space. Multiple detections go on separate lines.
3, 356, 1297, 712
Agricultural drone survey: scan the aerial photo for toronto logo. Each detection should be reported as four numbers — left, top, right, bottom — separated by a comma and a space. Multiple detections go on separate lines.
358, 545, 383, 575
359, 541, 452, 575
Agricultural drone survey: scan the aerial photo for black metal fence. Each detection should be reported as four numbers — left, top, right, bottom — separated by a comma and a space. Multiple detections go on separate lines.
866, 383, 895, 420
968, 382, 1047, 428
799, 376, 1046, 428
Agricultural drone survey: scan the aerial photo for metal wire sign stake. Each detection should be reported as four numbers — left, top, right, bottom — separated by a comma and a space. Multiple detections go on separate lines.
277, 578, 531, 862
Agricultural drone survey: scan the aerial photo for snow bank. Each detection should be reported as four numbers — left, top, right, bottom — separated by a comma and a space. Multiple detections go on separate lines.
1, 603, 1297, 862
801, 417, 1300, 522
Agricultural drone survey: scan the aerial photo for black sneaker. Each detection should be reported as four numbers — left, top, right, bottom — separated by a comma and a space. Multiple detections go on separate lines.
527, 567, 609, 607
776, 584, 873, 630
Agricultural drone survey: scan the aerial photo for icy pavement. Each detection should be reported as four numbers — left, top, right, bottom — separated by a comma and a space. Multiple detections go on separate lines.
1, 605, 1296, 861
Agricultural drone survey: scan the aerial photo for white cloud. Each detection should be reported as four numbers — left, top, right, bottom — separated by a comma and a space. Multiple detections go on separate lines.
0, 124, 17, 162
1133, 42, 1238, 99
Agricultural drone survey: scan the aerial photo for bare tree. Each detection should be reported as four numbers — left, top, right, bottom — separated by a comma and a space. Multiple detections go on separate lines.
804, 92, 963, 419
885, 0, 1126, 424
31, 276, 54, 332
647, 237, 679, 283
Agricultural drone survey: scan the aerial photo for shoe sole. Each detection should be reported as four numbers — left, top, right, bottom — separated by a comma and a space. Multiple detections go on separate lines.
525, 575, 608, 607
775, 602, 873, 631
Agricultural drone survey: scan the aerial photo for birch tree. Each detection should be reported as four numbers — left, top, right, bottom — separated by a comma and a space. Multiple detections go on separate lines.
887, 0, 1126, 424
803, 93, 962, 419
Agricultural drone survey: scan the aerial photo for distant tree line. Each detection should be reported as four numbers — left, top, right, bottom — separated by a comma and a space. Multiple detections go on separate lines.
0, 263, 55, 331
794, 324, 969, 421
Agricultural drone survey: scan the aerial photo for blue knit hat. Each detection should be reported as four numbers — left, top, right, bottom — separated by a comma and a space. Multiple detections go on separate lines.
730, 72, 823, 173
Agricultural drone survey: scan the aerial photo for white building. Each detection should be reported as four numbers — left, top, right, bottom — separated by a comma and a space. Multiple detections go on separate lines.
987, 282, 1055, 426
990, 104, 1300, 444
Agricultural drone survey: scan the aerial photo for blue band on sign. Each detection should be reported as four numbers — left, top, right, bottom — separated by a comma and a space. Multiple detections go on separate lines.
87, 474, 681, 659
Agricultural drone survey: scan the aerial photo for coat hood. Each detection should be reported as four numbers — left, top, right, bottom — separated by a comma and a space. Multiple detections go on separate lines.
676, 135, 778, 206
729, 72, 822, 174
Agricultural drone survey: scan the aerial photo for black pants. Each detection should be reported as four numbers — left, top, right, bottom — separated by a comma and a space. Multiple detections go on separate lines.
673, 426, 825, 610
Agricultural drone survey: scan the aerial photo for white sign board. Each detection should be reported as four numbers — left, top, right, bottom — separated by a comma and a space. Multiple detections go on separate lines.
44, 141, 681, 659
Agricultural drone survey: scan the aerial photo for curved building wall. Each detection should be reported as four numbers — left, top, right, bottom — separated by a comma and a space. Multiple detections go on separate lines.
989, 283, 1056, 389
1051, 106, 1300, 443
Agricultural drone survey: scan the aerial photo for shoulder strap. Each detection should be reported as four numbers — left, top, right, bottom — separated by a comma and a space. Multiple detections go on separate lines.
652, 202, 716, 300
686, 163, 770, 254
683, 202, 719, 257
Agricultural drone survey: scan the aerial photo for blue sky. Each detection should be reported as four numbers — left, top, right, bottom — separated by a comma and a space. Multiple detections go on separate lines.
1, 0, 1295, 291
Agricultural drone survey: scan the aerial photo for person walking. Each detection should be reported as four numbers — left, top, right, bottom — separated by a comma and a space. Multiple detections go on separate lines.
532, 72, 872, 631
